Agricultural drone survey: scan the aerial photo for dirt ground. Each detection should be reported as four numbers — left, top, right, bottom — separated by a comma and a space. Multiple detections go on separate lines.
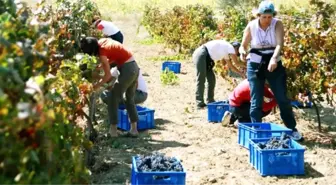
88, 14, 336, 185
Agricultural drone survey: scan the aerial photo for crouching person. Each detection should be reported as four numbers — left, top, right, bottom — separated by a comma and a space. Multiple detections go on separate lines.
101, 68, 148, 105
222, 79, 277, 126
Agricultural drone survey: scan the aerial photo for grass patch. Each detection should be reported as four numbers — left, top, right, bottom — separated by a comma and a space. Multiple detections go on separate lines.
160, 70, 179, 86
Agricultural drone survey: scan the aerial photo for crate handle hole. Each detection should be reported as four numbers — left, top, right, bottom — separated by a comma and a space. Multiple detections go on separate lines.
251, 126, 261, 129
153, 175, 171, 181
275, 152, 291, 156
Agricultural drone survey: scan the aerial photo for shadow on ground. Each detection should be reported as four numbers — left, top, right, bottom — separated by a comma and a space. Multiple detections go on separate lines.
292, 105, 336, 150
296, 105, 336, 132
276, 162, 324, 180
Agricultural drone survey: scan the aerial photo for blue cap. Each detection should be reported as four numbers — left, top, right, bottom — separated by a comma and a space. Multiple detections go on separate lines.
258, 1, 275, 14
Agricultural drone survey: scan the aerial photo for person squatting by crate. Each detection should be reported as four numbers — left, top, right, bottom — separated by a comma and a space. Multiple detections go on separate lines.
80, 37, 140, 137
92, 16, 124, 44
239, 1, 303, 141
222, 79, 277, 126
100, 68, 148, 105
193, 40, 246, 109
294, 89, 312, 108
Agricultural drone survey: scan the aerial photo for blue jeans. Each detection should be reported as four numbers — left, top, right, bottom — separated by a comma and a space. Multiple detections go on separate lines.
247, 61, 297, 131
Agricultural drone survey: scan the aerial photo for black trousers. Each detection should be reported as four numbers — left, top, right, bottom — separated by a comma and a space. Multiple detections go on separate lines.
108, 31, 124, 44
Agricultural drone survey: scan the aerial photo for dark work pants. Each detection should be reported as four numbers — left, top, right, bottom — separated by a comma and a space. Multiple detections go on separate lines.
193, 46, 216, 105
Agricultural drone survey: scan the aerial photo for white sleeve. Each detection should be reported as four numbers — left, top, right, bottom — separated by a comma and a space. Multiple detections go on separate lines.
227, 44, 236, 55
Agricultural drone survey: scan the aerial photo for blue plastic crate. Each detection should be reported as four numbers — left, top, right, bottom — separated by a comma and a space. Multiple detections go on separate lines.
249, 138, 305, 176
207, 101, 230, 122
131, 156, 186, 185
162, 61, 181, 74
291, 100, 312, 108
238, 123, 293, 149
118, 105, 155, 131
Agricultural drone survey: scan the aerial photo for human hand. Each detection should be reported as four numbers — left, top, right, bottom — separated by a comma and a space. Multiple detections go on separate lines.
298, 93, 309, 103
264, 97, 272, 103
241, 68, 247, 74
239, 47, 247, 62
240, 53, 247, 62
240, 71, 247, 79
268, 57, 278, 72
93, 83, 101, 90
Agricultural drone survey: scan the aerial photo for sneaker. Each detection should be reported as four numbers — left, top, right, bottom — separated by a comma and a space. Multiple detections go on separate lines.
221, 111, 231, 126
291, 131, 304, 141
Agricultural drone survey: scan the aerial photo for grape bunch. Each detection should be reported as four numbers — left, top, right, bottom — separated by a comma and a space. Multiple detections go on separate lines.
257, 132, 292, 150
136, 152, 183, 172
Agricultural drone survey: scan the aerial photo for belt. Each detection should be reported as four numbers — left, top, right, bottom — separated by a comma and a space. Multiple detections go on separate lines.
125, 56, 135, 63
250, 47, 276, 56
250, 48, 276, 64
124, 60, 135, 64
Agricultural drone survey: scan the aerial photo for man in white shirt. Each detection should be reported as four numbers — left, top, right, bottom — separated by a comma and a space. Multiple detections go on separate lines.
101, 68, 148, 105
193, 40, 245, 109
92, 16, 124, 44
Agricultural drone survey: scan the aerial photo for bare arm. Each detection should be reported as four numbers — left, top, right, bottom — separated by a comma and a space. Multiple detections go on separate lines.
223, 58, 245, 78
239, 23, 252, 61
272, 20, 284, 59
232, 54, 246, 68
268, 21, 284, 72
93, 56, 113, 89
230, 54, 244, 68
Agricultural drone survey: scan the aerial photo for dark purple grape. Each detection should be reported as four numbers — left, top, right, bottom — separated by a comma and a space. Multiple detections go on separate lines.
136, 152, 183, 172
259, 132, 293, 151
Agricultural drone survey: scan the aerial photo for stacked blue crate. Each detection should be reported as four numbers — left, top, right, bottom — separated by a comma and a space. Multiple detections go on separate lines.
238, 123, 293, 149
249, 138, 305, 176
